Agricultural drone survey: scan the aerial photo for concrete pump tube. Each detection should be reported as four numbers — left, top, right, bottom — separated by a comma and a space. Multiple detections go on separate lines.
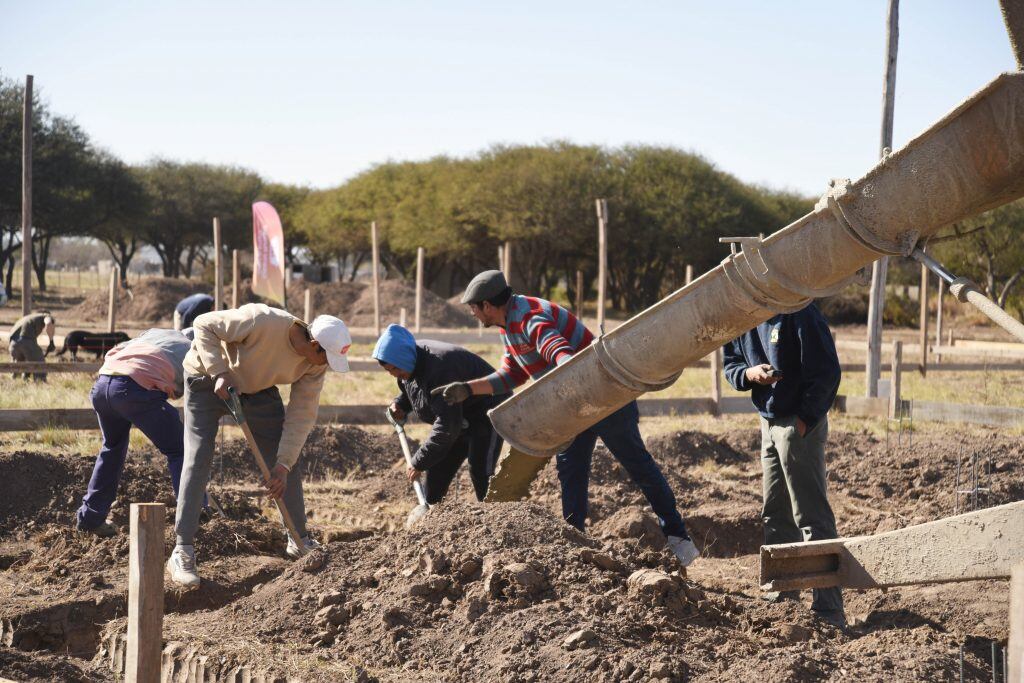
488, 72, 1024, 458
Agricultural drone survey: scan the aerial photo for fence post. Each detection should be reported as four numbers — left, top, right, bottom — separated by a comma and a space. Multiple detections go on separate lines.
303, 289, 312, 324
125, 502, 164, 683
685, 264, 694, 286
889, 340, 903, 419
935, 278, 945, 363
919, 262, 928, 375
1010, 562, 1024, 683
231, 249, 239, 309
400, 307, 407, 328
575, 270, 584, 320
710, 347, 722, 415
212, 218, 222, 311
107, 265, 119, 333
415, 247, 424, 333
596, 198, 608, 333
371, 221, 381, 336
503, 241, 511, 282
21, 75, 33, 317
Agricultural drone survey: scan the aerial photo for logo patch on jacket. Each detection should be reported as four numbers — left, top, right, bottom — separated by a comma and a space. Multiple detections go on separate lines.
770, 328, 780, 344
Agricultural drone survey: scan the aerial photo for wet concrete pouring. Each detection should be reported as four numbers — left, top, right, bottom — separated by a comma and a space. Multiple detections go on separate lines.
0, 423, 1020, 681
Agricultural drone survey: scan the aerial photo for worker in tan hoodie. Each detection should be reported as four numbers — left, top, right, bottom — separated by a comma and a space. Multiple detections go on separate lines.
167, 303, 352, 588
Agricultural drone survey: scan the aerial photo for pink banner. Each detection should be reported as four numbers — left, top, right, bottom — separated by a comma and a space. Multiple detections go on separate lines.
252, 201, 286, 305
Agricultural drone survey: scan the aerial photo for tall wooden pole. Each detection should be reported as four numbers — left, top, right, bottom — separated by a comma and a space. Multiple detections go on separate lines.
125, 503, 164, 683
685, 264, 694, 286
575, 270, 584, 319
371, 221, 381, 336
107, 265, 119, 333
212, 218, 223, 311
935, 278, 945, 363
918, 262, 928, 376
710, 347, 722, 415
503, 241, 512, 282
231, 249, 239, 308
596, 198, 608, 333
866, 0, 899, 397
497, 245, 504, 272
889, 340, 903, 420
21, 75, 33, 316
303, 289, 312, 324
1010, 562, 1024, 683
415, 247, 424, 333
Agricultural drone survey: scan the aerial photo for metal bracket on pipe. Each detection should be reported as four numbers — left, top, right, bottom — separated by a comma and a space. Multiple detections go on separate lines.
760, 500, 1024, 591
593, 335, 681, 393
823, 178, 918, 257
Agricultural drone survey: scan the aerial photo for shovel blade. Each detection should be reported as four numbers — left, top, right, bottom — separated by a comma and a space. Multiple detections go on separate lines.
405, 504, 429, 529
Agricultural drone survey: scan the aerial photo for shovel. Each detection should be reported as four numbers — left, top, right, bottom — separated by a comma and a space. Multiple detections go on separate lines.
385, 407, 430, 528
224, 387, 307, 555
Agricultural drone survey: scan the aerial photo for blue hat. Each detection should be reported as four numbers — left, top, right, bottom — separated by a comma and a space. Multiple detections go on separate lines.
372, 324, 418, 373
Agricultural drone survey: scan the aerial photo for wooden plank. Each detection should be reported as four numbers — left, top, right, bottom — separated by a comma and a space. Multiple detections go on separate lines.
912, 401, 1024, 427
834, 395, 889, 418
954, 339, 1024, 352
126, 502, 164, 683
929, 345, 1024, 359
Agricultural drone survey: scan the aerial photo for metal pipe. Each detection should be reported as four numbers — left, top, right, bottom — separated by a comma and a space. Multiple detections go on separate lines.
911, 248, 957, 285
489, 72, 1024, 457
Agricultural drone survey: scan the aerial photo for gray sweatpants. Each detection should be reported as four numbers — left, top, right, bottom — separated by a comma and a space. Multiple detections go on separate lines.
760, 414, 843, 612
175, 375, 308, 547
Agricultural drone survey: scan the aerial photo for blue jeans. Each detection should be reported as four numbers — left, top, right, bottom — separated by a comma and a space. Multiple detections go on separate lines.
556, 401, 689, 538
77, 375, 185, 529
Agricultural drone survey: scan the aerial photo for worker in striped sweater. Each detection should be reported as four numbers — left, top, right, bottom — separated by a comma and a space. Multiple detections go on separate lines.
434, 270, 700, 567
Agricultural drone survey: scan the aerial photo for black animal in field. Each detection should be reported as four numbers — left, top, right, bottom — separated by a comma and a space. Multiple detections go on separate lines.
55, 330, 131, 361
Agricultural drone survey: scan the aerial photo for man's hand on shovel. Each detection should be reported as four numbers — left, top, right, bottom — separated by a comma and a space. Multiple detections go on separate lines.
265, 463, 288, 500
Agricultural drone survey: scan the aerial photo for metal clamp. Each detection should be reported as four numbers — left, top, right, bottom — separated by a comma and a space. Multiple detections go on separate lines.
593, 335, 681, 393
824, 178, 917, 256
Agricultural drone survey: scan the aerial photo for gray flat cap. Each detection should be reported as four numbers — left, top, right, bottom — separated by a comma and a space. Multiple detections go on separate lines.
461, 269, 508, 304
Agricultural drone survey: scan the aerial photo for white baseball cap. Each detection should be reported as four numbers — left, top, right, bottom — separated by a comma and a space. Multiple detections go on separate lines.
309, 315, 352, 372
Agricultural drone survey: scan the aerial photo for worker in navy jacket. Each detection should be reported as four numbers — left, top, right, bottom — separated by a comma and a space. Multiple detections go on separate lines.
723, 302, 846, 627
373, 324, 505, 503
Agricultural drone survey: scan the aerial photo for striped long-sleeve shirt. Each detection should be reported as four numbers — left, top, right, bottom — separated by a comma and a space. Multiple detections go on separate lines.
484, 294, 595, 394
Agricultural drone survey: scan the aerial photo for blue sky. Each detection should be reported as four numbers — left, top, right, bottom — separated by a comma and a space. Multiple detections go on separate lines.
2, 1, 1015, 195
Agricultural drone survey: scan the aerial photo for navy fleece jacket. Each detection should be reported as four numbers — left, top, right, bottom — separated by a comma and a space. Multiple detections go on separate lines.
722, 303, 840, 428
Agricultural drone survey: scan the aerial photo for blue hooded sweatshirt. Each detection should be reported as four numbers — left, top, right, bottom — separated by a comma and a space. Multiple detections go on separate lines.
372, 324, 418, 373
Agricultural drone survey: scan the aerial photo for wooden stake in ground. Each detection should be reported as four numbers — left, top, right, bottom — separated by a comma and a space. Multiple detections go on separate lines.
865, 0, 900, 397
304, 289, 312, 324
596, 198, 608, 333
231, 249, 239, 309
107, 265, 119, 333
889, 340, 903, 420
21, 75, 33, 316
1010, 561, 1024, 682
575, 270, 584, 319
919, 261, 928, 376
685, 264, 694, 286
212, 218, 223, 311
936, 278, 945, 363
371, 221, 381, 336
415, 247, 424, 333
503, 241, 511, 282
400, 307, 407, 328
125, 502, 164, 683
497, 245, 504, 273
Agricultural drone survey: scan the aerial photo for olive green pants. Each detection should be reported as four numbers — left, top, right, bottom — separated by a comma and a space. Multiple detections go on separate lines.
760, 414, 843, 612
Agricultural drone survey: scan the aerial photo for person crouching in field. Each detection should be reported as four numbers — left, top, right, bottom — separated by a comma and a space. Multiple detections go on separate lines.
373, 324, 507, 503
76, 328, 193, 537
8, 311, 55, 381
167, 304, 351, 588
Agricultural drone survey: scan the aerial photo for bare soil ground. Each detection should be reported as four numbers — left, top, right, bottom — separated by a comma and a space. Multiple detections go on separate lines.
0, 420, 1019, 681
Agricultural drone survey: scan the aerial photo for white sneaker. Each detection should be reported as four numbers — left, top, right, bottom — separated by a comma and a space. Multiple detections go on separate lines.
286, 535, 321, 559
667, 536, 700, 567
166, 545, 201, 587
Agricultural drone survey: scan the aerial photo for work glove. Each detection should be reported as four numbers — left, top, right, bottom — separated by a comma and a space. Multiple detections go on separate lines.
431, 381, 471, 405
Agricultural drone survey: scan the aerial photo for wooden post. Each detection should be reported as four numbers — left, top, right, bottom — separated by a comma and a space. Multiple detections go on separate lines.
503, 241, 511, 282
575, 270, 584, 319
710, 347, 722, 415
125, 502, 164, 683
497, 245, 504, 273
1010, 562, 1024, 683
231, 249, 239, 308
107, 265, 119, 333
889, 340, 903, 419
303, 289, 312, 324
415, 247, 424, 333
77, 267, 82, 291
400, 307, 407, 328
371, 221, 381, 336
596, 198, 608, 333
685, 264, 694, 286
21, 75, 33, 316
935, 278, 945, 363
918, 262, 928, 376
866, 0, 900, 398
212, 218, 223, 311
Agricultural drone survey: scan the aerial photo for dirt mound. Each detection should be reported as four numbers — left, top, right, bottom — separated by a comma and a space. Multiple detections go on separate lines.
65, 278, 204, 325
646, 431, 748, 468
240, 277, 476, 328
214, 425, 409, 484
0, 647, 104, 682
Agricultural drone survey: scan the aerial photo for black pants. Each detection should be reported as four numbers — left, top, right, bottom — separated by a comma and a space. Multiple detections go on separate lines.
423, 419, 502, 504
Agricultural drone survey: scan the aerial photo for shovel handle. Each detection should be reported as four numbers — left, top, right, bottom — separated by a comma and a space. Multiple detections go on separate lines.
387, 408, 429, 508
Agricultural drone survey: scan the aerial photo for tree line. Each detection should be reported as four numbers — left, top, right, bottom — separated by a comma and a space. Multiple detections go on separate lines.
2, 73, 1022, 315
